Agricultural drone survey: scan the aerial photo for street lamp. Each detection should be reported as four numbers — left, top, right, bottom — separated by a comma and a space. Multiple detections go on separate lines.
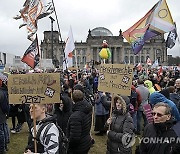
49, 16, 55, 65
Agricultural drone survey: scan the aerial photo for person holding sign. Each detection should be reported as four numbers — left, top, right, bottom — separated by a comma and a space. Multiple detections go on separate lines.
24, 104, 59, 154
106, 95, 134, 154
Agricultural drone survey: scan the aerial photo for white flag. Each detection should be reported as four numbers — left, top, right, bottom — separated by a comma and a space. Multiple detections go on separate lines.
14, 0, 54, 40
63, 26, 75, 70
146, 57, 152, 65
151, 59, 159, 68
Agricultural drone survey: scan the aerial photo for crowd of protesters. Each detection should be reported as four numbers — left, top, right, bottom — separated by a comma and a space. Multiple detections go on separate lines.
0, 65, 180, 154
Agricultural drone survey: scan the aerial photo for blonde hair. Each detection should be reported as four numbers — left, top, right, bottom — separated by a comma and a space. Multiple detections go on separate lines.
114, 95, 127, 114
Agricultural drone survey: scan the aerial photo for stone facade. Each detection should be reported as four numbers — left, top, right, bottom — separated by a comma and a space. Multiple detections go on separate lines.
40, 27, 167, 69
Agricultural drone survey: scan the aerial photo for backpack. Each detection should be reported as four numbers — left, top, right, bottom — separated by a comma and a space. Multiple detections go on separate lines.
130, 90, 138, 108
36, 121, 69, 154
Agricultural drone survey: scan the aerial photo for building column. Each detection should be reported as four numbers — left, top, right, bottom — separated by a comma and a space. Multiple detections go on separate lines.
114, 47, 117, 63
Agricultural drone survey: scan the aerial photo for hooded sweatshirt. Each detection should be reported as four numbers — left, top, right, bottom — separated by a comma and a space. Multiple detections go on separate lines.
144, 80, 156, 94
149, 92, 180, 121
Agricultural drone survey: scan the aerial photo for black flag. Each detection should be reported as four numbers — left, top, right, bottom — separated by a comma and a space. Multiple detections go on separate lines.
166, 25, 177, 49
21, 35, 40, 69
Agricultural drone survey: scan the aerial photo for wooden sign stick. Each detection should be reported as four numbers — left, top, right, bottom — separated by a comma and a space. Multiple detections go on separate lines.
33, 104, 37, 153
108, 93, 114, 130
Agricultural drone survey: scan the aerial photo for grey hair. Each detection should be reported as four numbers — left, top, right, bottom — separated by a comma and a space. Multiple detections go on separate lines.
153, 102, 172, 115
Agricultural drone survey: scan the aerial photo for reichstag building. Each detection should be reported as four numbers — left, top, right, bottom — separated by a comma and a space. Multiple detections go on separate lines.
40, 27, 167, 69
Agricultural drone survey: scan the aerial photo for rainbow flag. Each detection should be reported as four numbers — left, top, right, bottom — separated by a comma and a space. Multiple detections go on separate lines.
123, 0, 175, 54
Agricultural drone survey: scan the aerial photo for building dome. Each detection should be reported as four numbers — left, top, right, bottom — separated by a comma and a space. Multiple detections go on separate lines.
91, 27, 113, 36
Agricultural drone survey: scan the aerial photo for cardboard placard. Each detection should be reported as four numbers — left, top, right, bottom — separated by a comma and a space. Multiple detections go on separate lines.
98, 64, 134, 96
8, 73, 60, 104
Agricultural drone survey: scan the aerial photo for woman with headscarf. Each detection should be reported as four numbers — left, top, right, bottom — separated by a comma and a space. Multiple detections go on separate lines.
106, 95, 134, 154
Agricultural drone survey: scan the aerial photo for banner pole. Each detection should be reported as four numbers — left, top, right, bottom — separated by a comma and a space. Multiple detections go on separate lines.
33, 104, 37, 153
108, 93, 114, 130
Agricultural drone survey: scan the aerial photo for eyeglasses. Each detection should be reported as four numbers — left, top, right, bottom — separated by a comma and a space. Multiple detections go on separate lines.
151, 112, 166, 117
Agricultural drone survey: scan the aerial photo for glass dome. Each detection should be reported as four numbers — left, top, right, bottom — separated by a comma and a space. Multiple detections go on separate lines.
91, 27, 113, 36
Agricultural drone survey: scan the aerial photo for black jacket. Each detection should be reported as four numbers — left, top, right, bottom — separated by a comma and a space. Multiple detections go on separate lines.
54, 94, 72, 134
140, 119, 178, 154
107, 111, 134, 154
67, 99, 92, 153
0, 87, 9, 124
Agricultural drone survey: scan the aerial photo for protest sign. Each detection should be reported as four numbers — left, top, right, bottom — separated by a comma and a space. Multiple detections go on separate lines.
98, 64, 134, 96
8, 73, 60, 104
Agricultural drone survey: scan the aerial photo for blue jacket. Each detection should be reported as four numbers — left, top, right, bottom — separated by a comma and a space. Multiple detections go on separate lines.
95, 92, 109, 116
149, 92, 180, 121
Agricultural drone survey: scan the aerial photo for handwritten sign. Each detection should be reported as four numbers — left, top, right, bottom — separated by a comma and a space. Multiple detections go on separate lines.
8, 73, 60, 104
98, 64, 134, 96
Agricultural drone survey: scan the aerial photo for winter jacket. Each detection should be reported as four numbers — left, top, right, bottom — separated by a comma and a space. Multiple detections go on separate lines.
170, 93, 180, 113
140, 119, 178, 154
149, 92, 180, 121
107, 111, 134, 154
95, 92, 109, 116
144, 80, 156, 94
107, 95, 134, 154
67, 99, 92, 153
0, 87, 9, 124
26, 115, 59, 154
136, 84, 150, 111
131, 85, 142, 111
54, 94, 72, 135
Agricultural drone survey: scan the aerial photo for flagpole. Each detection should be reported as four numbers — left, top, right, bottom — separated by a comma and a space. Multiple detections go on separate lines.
51, 0, 67, 68
36, 34, 42, 71
75, 49, 79, 81
177, 36, 180, 57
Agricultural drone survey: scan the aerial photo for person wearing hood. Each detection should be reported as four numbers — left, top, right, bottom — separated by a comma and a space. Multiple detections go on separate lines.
144, 80, 156, 95
54, 92, 73, 135
149, 92, 180, 121
106, 95, 134, 154
67, 90, 92, 154
140, 102, 180, 154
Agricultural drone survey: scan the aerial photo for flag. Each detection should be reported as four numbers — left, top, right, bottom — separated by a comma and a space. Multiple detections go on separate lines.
158, 66, 163, 76
63, 26, 75, 71
137, 63, 143, 72
122, 0, 175, 54
13, 0, 54, 40
166, 24, 177, 49
146, 57, 152, 65
21, 35, 40, 69
151, 59, 159, 68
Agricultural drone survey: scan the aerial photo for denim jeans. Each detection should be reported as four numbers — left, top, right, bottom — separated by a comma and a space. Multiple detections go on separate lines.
131, 111, 137, 131
137, 110, 148, 133
0, 123, 9, 154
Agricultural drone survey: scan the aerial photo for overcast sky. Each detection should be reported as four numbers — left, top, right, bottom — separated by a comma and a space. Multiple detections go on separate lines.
0, 0, 180, 57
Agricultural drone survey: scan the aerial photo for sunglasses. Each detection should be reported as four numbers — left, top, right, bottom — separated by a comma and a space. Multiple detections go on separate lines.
151, 112, 166, 117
